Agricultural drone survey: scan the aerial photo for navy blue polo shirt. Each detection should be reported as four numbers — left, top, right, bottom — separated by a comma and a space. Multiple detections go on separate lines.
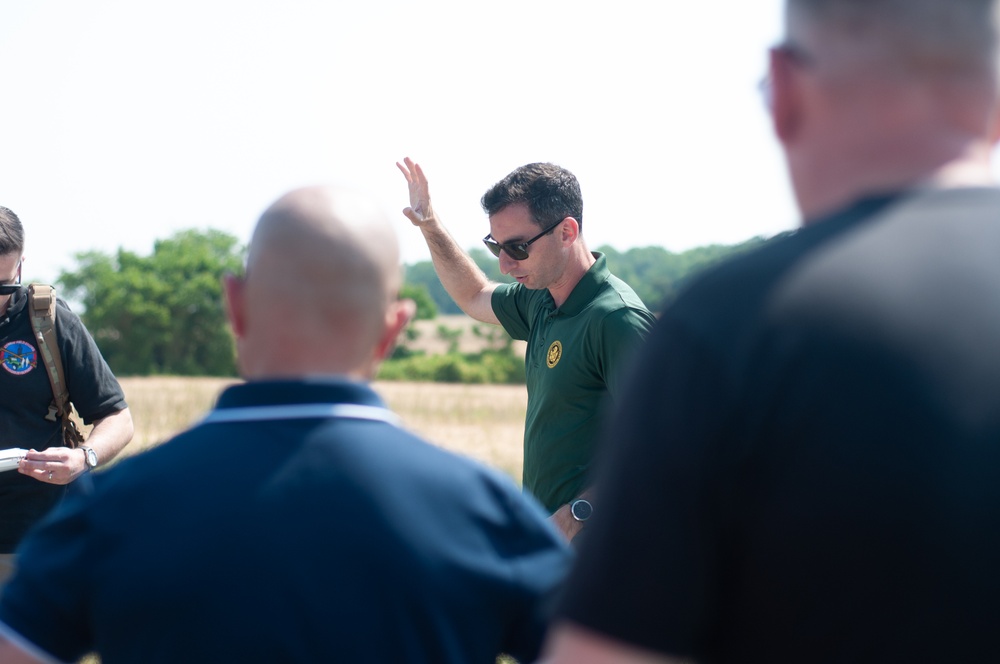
0, 378, 571, 664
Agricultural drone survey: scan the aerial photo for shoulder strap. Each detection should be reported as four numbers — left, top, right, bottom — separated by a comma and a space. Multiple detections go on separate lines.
27, 284, 71, 423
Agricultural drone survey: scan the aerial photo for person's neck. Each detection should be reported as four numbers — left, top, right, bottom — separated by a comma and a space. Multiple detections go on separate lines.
238, 343, 377, 382
243, 368, 372, 382
793, 138, 997, 223
547, 247, 597, 309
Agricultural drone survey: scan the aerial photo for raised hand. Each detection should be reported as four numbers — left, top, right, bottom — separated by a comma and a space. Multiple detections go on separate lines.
396, 157, 434, 225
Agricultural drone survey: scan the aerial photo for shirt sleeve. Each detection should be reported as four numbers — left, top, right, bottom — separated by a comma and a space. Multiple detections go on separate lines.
0, 486, 97, 662
554, 315, 735, 659
56, 300, 128, 423
598, 306, 657, 400
491, 479, 574, 662
491, 282, 533, 341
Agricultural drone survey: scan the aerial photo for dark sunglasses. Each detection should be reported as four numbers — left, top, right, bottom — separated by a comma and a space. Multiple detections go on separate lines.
482, 219, 563, 261
0, 261, 21, 295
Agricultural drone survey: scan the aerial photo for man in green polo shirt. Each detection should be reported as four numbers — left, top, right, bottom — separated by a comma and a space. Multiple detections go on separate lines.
397, 158, 656, 541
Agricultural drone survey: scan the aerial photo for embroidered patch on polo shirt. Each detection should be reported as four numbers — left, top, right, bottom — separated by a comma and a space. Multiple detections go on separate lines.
546, 340, 562, 368
1, 340, 37, 375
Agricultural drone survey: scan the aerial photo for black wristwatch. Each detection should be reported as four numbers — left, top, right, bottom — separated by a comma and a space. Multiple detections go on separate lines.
80, 445, 98, 470
570, 498, 593, 522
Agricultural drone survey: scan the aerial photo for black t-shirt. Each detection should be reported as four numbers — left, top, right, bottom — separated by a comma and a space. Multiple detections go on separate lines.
0, 287, 127, 550
556, 188, 1000, 663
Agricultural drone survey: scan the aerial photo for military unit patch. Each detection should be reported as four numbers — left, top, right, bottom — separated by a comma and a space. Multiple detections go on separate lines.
1, 340, 37, 376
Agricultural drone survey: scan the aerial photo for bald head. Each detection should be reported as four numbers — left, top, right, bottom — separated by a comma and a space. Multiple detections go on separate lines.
248, 185, 401, 311
229, 185, 411, 379
774, 0, 1000, 220
786, 0, 1000, 79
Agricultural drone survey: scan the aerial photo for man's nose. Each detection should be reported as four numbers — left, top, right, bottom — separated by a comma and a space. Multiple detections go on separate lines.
498, 251, 518, 274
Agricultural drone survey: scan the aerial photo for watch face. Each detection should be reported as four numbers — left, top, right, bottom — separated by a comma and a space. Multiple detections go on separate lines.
571, 499, 593, 522
84, 447, 98, 468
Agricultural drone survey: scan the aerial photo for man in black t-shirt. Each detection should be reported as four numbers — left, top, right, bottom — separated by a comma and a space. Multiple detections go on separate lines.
0, 207, 133, 557
544, 1, 1000, 663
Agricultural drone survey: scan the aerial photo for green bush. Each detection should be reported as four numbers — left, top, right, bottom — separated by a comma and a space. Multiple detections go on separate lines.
378, 350, 525, 384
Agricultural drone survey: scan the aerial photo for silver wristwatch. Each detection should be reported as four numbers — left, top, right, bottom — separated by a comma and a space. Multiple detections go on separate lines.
80, 445, 98, 470
570, 498, 593, 522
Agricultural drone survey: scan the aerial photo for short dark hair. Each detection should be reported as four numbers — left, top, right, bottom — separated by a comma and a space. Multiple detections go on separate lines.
481, 163, 584, 231
0, 207, 24, 256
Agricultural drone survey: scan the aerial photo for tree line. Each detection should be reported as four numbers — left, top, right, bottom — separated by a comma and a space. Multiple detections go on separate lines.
406, 238, 774, 316
55, 228, 777, 377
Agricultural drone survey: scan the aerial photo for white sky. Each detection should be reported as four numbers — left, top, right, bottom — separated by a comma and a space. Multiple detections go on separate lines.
1, 0, 997, 284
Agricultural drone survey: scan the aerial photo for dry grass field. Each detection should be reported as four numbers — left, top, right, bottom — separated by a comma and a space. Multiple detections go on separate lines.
114, 376, 528, 482
406, 314, 527, 357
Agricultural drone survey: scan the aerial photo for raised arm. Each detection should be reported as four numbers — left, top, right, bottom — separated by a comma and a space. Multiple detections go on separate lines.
396, 157, 500, 325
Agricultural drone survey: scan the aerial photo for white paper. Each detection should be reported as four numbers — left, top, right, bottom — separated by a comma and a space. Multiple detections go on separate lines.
0, 448, 30, 472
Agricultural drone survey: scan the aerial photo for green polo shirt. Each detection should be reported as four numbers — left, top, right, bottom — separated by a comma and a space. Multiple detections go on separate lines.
492, 253, 656, 512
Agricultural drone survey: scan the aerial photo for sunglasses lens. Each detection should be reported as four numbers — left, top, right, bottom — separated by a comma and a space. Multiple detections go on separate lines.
484, 239, 502, 258
506, 246, 529, 261
483, 236, 530, 260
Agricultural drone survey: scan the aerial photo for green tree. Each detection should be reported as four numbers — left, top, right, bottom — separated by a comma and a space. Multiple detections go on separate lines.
403, 236, 783, 317
403, 247, 513, 315
58, 229, 245, 376
468, 247, 510, 283
399, 283, 437, 320
404, 260, 458, 314
602, 237, 775, 312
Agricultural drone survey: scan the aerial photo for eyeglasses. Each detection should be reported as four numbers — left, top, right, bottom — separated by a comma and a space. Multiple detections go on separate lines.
483, 219, 563, 261
758, 40, 816, 109
0, 261, 21, 296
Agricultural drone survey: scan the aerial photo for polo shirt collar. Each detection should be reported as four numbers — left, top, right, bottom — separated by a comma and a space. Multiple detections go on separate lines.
214, 377, 388, 412
551, 252, 609, 317
802, 192, 904, 228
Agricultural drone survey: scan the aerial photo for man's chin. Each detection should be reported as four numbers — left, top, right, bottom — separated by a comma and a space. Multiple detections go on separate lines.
514, 275, 536, 288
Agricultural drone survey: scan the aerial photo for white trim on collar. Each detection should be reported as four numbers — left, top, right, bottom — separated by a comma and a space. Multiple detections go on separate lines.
201, 403, 401, 426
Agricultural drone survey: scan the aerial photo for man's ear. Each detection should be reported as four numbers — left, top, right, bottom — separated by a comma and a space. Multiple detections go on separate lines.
222, 273, 246, 339
374, 298, 417, 363
560, 217, 580, 245
770, 48, 803, 145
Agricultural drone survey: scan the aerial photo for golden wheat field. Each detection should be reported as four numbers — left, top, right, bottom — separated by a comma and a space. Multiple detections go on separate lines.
113, 376, 528, 482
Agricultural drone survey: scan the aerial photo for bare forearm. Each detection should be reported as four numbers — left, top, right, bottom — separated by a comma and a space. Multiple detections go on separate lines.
86, 407, 134, 466
397, 157, 500, 324
419, 217, 499, 324
543, 623, 690, 664
550, 488, 595, 541
17, 407, 134, 484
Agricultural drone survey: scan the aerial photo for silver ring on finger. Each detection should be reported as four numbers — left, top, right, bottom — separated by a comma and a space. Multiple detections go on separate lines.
48, 471, 53, 480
